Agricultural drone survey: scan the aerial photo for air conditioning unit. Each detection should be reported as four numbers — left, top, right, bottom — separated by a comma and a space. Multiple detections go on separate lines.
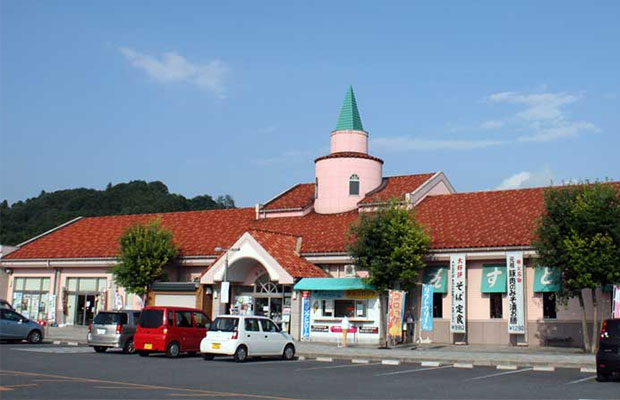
344, 265, 356, 277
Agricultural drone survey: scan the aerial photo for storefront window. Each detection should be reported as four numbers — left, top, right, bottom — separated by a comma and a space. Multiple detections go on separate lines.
11, 277, 50, 321
543, 292, 557, 319
490, 293, 503, 319
64, 277, 108, 325
334, 299, 366, 318
432, 293, 443, 318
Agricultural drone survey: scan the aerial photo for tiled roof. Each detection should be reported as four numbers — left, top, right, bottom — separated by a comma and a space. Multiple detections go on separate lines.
4, 208, 256, 259
248, 230, 327, 278
315, 152, 384, 164
359, 173, 435, 205
262, 183, 315, 211
415, 187, 546, 249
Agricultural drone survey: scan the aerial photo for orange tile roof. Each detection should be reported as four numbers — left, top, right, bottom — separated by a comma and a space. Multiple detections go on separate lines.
314, 151, 384, 164
262, 183, 315, 210
359, 173, 435, 205
248, 230, 327, 277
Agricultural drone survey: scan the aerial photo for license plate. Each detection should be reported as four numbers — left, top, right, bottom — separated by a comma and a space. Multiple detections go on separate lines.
96, 329, 105, 334
212, 343, 220, 349
144, 343, 153, 350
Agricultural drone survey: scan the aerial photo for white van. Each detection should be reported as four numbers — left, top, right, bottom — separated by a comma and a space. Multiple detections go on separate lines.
200, 315, 295, 362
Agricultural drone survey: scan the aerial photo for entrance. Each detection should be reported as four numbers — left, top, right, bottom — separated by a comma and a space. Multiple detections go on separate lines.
254, 297, 283, 324
75, 294, 97, 326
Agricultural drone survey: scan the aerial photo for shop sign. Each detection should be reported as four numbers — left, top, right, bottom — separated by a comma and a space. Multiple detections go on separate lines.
313, 290, 344, 299
450, 254, 466, 333
220, 281, 230, 304
330, 325, 358, 333
345, 289, 378, 299
302, 292, 311, 339
311, 324, 329, 332
507, 251, 525, 334
359, 326, 379, 334
421, 284, 434, 332
533, 266, 562, 292
387, 290, 406, 338
423, 267, 448, 293
613, 286, 620, 319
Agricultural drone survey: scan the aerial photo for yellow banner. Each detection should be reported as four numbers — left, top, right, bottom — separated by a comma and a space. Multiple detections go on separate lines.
345, 289, 378, 299
387, 290, 405, 337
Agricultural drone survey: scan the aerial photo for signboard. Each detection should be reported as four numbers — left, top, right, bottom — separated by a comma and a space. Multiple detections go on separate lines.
421, 284, 434, 332
220, 281, 230, 304
450, 254, 466, 333
613, 285, 620, 319
533, 267, 562, 292
302, 291, 311, 339
507, 252, 525, 334
423, 267, 448, 293
481, 265, 507, 293
48, 294, 56, 322
387, 290, 406, 338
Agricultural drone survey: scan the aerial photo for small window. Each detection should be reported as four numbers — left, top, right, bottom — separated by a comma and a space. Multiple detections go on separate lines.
175, 311, 192, 327
315, 178, 319, 199
349, 174, 360, 195
432, 293, 443, 318
139, 310, 163, 328
211, 317, 239, 332
321, 300, 333, 317
168, 310, 174, 326
193, 312, 210, 328
245, 318, 260, 332
490, 293, 503, 319
543, 292, 557, 319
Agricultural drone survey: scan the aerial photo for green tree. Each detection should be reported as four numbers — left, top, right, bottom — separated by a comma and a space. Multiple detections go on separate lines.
347, 200, 431, 347
533, 182, 620, 352
113, 218, 179, 297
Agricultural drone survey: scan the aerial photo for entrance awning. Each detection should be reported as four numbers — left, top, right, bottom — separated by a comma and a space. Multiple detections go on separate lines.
293, 277, 374, 291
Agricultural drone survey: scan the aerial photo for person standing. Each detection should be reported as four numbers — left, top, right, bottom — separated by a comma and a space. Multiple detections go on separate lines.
341, 313, 351, 347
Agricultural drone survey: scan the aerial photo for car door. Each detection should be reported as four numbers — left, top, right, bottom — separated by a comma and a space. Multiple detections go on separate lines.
259, 318, 284, 355
243, 318, 263, 355
0, 309, 29, 339
174, 310, 193, 351
191, 311, 210, 350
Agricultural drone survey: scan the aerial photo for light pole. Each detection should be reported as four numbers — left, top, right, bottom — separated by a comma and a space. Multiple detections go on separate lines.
214, 246, 239, 305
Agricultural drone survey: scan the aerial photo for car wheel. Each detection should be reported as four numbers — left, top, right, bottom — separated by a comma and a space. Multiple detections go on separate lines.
202, 353, 214, 360
94, 346, 107, 353
138, 351, 150, 357
282, 344, 295, 360
166, 341, 181, 358
123, 339, 135, 354
596, 372, 610, 382
27, 330, 42, 344
233, 345, 248, 362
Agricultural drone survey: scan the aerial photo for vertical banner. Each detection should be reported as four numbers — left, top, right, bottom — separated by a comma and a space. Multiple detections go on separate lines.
507, 251, 525, 334
301, 291, 311, 339
421, 284, 434, 332
220, 281, 230, 304
387, 290, 406, 338
613, 285, 620, 319
450, 254, 466, 333
48, 294, 57, 323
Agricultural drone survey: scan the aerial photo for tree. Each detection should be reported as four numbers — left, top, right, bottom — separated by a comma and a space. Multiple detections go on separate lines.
533, 182, 620, 352
113, 218, 179, 298
347, 200, 431, 347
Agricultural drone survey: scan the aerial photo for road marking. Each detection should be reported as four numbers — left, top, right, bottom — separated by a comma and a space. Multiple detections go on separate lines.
421, 361, 440, 367
533, 365, 555, 372
316, 357, 333, 362
381, 360, 400, 366
238, 360, 301, 366
375, 365, 452, 376
94, 386, 155, 390
453, 363, 473, 369
12, 347, 93, 354
351, 359, 369, 364
0, 370, 301, 400
0, 384, 38, 391
579, 367, 596, 373
465, 368, 533, 381
566, 375, 596, 385
297, 362, 381, 371
496, 365, 517, 370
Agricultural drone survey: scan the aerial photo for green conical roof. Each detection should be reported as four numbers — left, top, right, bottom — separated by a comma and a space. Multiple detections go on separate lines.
335, 86, 364, 131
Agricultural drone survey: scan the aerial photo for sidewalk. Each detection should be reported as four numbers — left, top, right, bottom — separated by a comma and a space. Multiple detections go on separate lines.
43, 326, 595, 370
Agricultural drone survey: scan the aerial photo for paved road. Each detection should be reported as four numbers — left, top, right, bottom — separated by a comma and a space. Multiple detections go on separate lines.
0, 343, 617, 399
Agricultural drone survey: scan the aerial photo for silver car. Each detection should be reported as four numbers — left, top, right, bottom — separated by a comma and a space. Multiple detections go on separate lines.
87, 310, 140, 353
0, 308, 44, 344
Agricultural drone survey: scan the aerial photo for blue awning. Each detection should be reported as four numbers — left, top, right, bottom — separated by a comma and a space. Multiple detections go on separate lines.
293, 277, 374, 291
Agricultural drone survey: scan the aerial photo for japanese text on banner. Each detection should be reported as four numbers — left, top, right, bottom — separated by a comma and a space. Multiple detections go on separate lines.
450, 254, 466, 333
507, 252, 525, 334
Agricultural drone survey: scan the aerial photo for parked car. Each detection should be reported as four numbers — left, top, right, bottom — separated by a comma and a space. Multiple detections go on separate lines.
134, 306, 210, 358
200, 315, 295, 362
596, 318, 620, 381
0, 308, 44, 343
87, 310, 141, 353
0, 299, 14, 310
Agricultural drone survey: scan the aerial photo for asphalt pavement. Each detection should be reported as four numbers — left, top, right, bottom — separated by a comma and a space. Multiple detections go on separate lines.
0, 343, 617, 400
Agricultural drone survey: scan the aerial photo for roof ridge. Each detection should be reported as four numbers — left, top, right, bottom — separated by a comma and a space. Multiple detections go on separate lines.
248, 228, 301, 239
76, 207, 254, 221
384, 172, 437, 179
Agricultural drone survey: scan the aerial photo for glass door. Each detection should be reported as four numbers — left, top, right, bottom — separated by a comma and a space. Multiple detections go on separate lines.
75, 294, 96, 325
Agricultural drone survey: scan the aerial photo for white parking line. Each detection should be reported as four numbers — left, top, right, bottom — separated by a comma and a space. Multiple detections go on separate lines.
566, 375, 596, 385
375, 365, 452, 376
465, 367, 533, 381
297, 362, 381, 371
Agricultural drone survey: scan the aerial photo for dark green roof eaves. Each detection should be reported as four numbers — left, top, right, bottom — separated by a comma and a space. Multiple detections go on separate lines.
335, 86, 364, 131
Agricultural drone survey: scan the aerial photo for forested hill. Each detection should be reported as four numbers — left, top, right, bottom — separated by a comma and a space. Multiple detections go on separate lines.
0, 180, 236, 246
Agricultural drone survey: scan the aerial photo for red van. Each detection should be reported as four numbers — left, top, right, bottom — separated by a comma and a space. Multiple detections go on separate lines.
134, 306, 210, 358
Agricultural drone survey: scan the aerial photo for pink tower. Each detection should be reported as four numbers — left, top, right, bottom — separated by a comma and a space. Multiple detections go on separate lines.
314, 87, 383, 214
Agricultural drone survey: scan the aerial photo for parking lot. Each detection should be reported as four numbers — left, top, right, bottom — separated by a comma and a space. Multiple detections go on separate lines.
0, 343, 618, 399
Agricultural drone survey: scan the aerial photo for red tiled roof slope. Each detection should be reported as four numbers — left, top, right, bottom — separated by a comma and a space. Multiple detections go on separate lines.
262, 183, 314, 210
5, 208, 256, 259
249, 230, 327, 277
315, 151, 384, 164
359, 173, 435, 204
415, 187, 546, 249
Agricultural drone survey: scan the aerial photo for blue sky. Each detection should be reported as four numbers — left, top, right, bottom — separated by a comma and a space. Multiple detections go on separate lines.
1, 1, 619, 207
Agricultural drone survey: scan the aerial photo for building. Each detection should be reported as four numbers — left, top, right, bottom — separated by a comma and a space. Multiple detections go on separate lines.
1, 87, 615, 346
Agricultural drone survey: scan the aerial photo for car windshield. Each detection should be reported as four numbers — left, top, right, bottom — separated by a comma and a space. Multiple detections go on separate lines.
139, 310, 164, 328
94, 312, 128, 325
211, 317, 238, 332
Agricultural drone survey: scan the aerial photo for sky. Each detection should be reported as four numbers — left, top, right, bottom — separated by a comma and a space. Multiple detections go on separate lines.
1, 1, 619, 208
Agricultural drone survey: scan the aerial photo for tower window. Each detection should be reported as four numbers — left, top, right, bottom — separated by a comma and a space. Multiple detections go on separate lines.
315, 178, 318, 199
349, 174, 360, 195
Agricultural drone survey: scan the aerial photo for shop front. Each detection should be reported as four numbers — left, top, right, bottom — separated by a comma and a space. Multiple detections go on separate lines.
63, 277, 108, 326
11, 276, 51, 322
294, 278, 381, 345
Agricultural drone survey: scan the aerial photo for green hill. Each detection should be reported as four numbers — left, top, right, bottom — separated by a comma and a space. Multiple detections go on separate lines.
0, 180, 235, 246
